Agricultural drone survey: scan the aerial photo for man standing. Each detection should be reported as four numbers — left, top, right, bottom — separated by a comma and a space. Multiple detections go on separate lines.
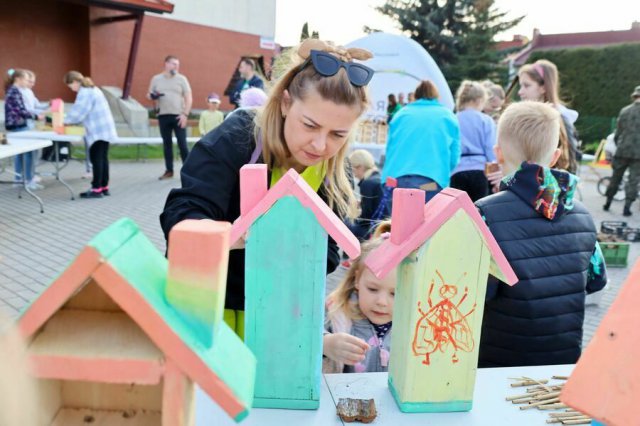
229, 58, 264, 108
148, 55, 192, 180
604, 85, 640, 216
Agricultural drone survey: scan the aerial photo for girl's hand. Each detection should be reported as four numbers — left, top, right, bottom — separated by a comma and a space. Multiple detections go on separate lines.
323, 333, 370, 365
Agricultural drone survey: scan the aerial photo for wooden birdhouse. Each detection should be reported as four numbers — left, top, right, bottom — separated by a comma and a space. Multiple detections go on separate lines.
231, 164, 360, 409
560, 259, 640, 426
364, 188, 517, 413
50, 98, 64, 134
15, 218, 256, 425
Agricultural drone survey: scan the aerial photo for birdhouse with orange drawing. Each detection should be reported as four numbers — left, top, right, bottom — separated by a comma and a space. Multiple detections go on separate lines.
365, 188, 517, 412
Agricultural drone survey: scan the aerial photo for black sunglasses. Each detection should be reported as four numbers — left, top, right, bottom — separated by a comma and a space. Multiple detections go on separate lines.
300, 49, 374, 87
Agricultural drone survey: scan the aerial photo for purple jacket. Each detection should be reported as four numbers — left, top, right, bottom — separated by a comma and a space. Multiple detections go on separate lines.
4, 85, 35, 130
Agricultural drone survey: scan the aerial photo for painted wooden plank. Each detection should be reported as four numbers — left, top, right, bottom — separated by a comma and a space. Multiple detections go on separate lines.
388, 211, 491, 412
365, 188, 517, 286
51, 98, 64, 134
18, 246, 103, 339
163, 359, 195, 426
231, 167, 360, 259
240, 164, 268, 216
62, 280, 123, 312
245, 196, 327, 409
561, 259, 640, 426
390, 189, 425, 245
61, 380, 163, 411
166, 219, 231, 347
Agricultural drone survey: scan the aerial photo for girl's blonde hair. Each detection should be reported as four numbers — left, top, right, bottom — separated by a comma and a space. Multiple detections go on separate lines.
518, 59, 561, 105
63, 70, 95, 88
4, 68, 28, 93
327, 221, 392, 321
348, 149, 377, 179
255, 43, 371, 219
455, 80, 488, 111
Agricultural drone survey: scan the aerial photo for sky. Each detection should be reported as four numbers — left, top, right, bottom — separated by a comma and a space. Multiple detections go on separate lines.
274, 0, 640, 46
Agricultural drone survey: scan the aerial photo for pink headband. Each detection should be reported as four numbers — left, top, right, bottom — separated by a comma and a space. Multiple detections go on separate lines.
533, 63, 545, 81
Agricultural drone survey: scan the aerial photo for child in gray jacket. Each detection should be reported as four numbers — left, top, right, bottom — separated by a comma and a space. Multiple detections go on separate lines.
323, 222, 397, 373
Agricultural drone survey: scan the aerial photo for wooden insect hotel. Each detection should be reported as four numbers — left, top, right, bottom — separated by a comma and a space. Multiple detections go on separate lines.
365, 188, 518, 412
231, 164, 360, 409
560, 259, 640, 426
15, 218, 256, 425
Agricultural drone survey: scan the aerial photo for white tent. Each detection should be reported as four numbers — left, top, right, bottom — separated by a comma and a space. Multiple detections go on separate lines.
347, 32, 454, 120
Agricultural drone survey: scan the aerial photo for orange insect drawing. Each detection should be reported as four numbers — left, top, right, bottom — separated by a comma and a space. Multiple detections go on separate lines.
412, 270, 476, 365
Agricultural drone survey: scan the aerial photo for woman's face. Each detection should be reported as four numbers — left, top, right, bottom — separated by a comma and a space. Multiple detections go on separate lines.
518, 73, 545, 102
281, 89, 361, 170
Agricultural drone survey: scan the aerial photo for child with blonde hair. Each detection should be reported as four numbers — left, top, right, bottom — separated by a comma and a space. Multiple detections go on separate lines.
347, 149, 387, 239
323, 222, 395, 373
476, 101, 606, 367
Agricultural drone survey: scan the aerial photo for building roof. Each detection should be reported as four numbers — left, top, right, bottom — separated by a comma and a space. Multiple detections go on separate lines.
512, 23, 640, 65
364, 188, 518, 285
17, 218, 254, 422
560, 259, 640, 425
82, 0, 174, 14
231, 165, 361, 260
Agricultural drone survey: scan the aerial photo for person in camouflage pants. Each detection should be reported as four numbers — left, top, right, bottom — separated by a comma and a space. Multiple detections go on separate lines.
604, 85, 640, 216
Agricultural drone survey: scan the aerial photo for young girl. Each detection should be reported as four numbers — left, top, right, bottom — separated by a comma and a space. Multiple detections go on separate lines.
161, 38, 374, 338
4, 68, 43, 189
450, 80, 497, 202
347, 149, 387, 240
63, 71, 117, 198
323, 222, 395, 373
517, 59, 581, 173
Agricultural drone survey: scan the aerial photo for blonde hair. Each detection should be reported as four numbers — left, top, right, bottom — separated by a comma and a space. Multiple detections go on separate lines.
327, 221, 392, 321
456, 80, 488, 111
349, 149, 377, 179
255, 43, 371, 219
63, 70, 95, 88
4, 68, 28, 92
518, 59, 561, 105
482, 80, 505, 102
498, 101, 561, 165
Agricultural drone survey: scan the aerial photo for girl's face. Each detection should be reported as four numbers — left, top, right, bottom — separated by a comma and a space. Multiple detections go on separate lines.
518, 73, 545, 102
67, 81, 81, 92
356, 266, 396, 325
14, 76, 29, 89
281, 89, 361, 170
352, 164, 365, 180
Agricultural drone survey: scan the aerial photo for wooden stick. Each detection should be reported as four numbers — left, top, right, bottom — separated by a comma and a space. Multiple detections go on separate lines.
549, 411, 582, 418
552, 375, 570, 380
560, 416, 592, 421
547, 419, 563, 424
506, 391, 545, 401
537, 391, 562, 400
538, 403, 568, 410
520, 399, 560, 410
561, 420, 591, 425
511, 379, 549, 387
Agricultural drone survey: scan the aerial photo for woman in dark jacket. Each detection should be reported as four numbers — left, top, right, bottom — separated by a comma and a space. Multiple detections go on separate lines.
160, 39, 375, 338
347, 149, 387, 240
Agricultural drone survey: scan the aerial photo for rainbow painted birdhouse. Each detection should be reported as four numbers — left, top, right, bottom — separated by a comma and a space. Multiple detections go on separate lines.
15, 218, 256, 425
50, 98, 64, 134
560, 259, 640, 426
231, 164, 360, 409
365, 188, 517, 413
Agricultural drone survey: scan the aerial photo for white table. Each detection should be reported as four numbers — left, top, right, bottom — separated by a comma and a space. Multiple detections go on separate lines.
195, 364, 575, 425
0, 138, 53, 212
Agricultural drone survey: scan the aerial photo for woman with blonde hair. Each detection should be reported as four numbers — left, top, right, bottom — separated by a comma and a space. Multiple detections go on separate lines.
161, 39, 375, 338
450, 80, 497, 201
517, 59, 581, 173
348, 149, 387, 240
63, 71, 117, 198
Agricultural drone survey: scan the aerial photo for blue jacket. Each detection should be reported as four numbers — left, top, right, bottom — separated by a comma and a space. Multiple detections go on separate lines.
475, 163, 607, 367
381, 99, 460, 188
230, 75, 264, 108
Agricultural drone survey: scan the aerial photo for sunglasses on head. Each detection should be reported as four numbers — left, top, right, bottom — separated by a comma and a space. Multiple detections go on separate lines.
300, 49, 374, 87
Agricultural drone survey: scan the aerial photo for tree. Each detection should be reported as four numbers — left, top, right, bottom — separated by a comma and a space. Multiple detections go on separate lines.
377, 0, 523, 90
300, 22, 310, 42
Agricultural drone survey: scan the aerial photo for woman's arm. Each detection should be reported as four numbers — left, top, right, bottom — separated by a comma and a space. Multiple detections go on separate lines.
64, 89, 92, 125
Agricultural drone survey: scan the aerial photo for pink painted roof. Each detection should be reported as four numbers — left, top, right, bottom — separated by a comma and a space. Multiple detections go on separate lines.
560, 259, 640, 425
365, 188, 517, 285
231, 168, 361, 259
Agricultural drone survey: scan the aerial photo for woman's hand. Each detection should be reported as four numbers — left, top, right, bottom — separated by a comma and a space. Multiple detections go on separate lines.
486, 169, 503, 194
323, 332, 370, 365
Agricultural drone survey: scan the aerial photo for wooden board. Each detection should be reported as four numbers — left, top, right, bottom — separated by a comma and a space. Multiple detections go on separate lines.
245, 196, 327, 409
63, 279, 123, 312
51, 408, 161, 426
28, 309, 164, 384
61, 380, 163, 411
163, 359, 195, 426
388, 211, 491, 412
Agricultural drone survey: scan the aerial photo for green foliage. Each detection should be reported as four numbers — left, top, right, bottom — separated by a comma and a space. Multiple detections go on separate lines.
528, 43, 640, 143
300, 22, 309, 42
377, 0, 523, 91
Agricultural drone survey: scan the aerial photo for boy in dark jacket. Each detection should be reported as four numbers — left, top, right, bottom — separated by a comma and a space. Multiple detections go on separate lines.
475, 101, 607, 367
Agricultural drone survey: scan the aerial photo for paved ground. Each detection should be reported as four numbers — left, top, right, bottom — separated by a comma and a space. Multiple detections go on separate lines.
0, 157, 638, 349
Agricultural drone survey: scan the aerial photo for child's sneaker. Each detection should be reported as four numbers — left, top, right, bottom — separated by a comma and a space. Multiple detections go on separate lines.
32, 174, 42, 184
79, 189, 103, 199
101, 186, 110, 196
27, 181, 44, 191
